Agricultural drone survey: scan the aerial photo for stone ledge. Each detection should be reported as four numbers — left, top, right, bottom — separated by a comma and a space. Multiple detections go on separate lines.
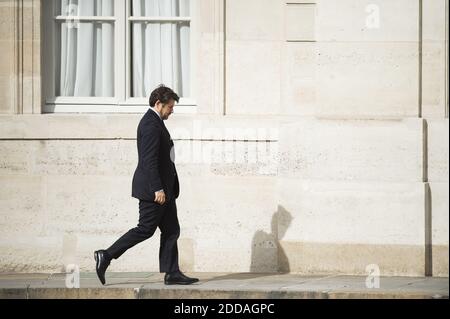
0, 272, 447, 299
0, 114, 434, 140
0, 114, 280, 140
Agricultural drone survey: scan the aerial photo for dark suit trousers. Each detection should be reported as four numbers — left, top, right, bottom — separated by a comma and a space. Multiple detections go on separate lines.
106, 199, 180, 273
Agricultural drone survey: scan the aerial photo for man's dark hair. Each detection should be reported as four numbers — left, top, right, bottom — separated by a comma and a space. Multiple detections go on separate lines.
149, 84, 180, 107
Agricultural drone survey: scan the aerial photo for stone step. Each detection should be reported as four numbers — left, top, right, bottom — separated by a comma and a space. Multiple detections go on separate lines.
0, 272, 448, 299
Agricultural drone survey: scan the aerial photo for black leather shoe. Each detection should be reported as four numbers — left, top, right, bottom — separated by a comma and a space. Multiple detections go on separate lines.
164, 271, 199, 285
94, 250, 111, 285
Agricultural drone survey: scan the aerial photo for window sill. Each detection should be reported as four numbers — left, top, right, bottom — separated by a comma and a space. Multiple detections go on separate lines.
43, 104, 197, 114
43, 97, 197, 114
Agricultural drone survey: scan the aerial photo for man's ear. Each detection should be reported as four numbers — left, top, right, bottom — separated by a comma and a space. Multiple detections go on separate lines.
154, 100, 162, 110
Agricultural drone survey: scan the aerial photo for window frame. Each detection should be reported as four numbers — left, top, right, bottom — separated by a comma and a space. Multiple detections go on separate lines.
42, 0, 196, 114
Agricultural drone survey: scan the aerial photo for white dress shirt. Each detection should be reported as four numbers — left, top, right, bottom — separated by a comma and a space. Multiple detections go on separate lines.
148, 106, 164, 194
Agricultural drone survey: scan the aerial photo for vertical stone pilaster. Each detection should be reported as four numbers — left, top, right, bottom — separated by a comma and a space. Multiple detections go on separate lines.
0, 1, 16, 114
0, 0, 41, 115
421, 0, 448, 118
445, 0, 449, 118
20, 0, 41, 114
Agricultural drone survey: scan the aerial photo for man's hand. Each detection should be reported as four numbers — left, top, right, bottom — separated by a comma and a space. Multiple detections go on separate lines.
154, 190, 166, 205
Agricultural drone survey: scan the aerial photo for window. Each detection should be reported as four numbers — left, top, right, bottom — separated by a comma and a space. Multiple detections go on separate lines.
43, 0, 194, 113
130, 1, 190, 98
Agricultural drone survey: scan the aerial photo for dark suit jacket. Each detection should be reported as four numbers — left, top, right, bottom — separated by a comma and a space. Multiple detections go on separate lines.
131, 109, 179, 202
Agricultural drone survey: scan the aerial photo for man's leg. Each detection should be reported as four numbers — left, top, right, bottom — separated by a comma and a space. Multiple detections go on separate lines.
106, 200, 164, 259
158, 198, 180, 273
159, 199, 199, 285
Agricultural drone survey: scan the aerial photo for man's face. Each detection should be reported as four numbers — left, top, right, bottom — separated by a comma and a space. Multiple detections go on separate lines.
156, 99, 175, 120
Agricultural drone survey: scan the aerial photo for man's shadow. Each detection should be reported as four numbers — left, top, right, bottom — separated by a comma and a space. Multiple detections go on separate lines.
205, 205, 292, 282
250, 205, 292, 274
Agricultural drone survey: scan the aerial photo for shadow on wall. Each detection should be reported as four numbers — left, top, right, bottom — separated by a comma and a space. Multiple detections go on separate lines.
250, 205, 293, 273
202, 206, 293, 283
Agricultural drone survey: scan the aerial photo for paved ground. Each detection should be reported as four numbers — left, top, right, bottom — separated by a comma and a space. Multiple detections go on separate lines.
0, 272, 448, 299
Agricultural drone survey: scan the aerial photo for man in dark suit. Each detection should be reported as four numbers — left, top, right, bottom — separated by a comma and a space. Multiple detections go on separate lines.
94, 85, 198, 285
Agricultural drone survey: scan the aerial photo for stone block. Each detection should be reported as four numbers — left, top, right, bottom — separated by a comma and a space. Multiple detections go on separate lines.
278, 178, 426, 276
279, 118, 424, 182
430, 182, 449, 277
